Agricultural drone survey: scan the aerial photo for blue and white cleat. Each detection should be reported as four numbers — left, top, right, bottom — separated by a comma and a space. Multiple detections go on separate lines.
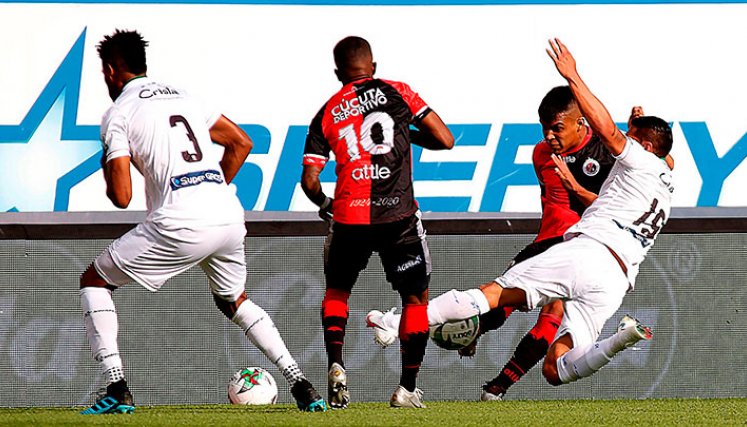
80, 381, 134, 414
291, 378, 328, 412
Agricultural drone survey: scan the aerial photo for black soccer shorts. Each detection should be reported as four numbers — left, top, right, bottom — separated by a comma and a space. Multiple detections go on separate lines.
324, 211, 431, 296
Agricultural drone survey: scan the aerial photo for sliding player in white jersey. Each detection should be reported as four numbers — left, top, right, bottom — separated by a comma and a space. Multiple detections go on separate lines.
377, 38, 674, 389
79, 29, 326, 414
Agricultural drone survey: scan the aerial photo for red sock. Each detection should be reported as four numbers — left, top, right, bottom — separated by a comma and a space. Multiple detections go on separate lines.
321, 288, 350, 368
399, 303, 429, 391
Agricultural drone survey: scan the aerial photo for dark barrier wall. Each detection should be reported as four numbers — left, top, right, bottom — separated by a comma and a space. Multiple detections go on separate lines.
0, 212, 746, 406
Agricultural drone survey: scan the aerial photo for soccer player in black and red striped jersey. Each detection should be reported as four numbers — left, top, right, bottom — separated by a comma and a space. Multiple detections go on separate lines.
301, 36, 454, 409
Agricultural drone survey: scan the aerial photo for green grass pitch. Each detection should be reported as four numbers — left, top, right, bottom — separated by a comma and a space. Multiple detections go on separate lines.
1, 399, 745, 426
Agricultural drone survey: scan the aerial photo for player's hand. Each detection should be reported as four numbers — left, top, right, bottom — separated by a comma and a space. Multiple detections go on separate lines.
551, 154, 580, 193
318, 196, 334, 224
628, 106, 644, 129
547, 38, 578, 80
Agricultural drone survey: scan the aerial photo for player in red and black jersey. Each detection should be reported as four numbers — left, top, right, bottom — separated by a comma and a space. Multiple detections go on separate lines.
475, 86, 617, 400
301, 36, 454, 408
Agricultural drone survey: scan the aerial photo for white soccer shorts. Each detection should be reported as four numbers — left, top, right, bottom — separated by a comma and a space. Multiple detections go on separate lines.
94, 221, 247, 302
495, 234, 629, 349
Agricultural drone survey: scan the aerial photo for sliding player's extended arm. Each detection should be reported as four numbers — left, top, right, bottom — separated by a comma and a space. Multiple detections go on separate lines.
547, 38, 627, 156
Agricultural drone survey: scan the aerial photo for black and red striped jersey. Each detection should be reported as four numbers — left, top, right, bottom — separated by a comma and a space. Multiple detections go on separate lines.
303, 77, 429, 225
533, 128, 615, 242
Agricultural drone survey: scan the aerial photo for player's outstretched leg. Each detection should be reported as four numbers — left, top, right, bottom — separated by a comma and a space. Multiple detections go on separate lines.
229, 296, 327, 412
481, 307, 562, 400
555, 315, 652, 384
366, 288, 491, 349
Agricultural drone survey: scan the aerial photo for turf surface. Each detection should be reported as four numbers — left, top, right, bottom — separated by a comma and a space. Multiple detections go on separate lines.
2, 399, 745, 426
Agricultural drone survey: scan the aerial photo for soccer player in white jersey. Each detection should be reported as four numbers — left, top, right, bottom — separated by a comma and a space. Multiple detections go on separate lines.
79, 30, 326, 414
373, 37, 674, 390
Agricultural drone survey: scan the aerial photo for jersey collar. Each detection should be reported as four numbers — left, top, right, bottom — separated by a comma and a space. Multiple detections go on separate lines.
564, 126, 593, 156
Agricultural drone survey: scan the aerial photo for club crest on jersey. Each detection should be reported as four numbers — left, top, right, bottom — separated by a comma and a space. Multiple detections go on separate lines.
582, 158, 601, 176
331, 88, 388, 123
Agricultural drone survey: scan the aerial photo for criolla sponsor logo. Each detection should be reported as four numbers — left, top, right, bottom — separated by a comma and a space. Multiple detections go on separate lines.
331, 88, 388, 123
352, 164, 391, 181
170, 169, 224, 190
396, 255, 422, 273
139, 85, 180, 99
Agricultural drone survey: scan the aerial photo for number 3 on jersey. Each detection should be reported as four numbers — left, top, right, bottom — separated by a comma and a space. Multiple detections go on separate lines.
338, 111, 395, 161
170, 115, 203, 163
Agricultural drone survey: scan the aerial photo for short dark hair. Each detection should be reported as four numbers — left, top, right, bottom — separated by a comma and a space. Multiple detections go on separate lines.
333, 36, 372, 70
538, 86, 578, 123
630, 116, 673, 157
97, 29, 148, 74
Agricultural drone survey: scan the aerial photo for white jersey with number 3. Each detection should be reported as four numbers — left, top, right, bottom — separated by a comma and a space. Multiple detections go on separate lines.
101, 77, 244, 229
565, 137, 674, 287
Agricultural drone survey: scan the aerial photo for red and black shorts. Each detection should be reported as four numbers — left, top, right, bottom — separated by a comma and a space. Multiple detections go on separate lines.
324, 211, 431, 296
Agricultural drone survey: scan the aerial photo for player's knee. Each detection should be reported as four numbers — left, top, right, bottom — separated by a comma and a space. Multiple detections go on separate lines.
80, 264, 108, 289
214, 293, 246, 320
541, 300, 565, 317
542, 357, 563, 386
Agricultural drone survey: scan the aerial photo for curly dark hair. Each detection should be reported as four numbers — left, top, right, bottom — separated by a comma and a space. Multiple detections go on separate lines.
97, 29, 148, 74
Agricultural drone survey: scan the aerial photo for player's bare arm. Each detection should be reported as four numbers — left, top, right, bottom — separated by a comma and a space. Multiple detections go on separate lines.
410, 110, 454, 150
301, 164, 328, 207
209, 115, 253, 184
104, 156, 132, 208
547, 38, 627, 156
551, 153, 598, 207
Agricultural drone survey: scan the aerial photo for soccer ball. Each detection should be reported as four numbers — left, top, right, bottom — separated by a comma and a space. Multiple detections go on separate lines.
227, 367, 278, 405
429, 315, 480, 350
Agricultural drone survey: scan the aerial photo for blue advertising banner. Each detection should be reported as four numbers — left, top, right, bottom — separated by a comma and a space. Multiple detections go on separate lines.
1, 1, 745, 213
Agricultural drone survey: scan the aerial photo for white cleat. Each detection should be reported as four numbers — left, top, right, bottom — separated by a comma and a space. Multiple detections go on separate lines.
366, 307, 398, 348
617, 314, 653, 348
327, 362, 350, 409
390, 385, 426, 408
480, 384, 505, 401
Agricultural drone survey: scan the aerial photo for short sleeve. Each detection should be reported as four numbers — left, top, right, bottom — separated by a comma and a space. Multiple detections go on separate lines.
615, 136, 654, 168
101, 108, 130, 162
302, 106, 330, 167
387, 80, 429, 119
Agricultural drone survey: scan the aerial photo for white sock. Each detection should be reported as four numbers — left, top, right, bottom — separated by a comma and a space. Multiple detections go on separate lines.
556, 327, 643, 384
232, 299, 303, 386
382, 289, 491, 332
427, 289, 490, 325
80, 287, 124, 385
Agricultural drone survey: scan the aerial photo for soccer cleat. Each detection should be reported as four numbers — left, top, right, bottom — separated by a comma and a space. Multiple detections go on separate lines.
290, 378, 328, 412
480, 381, 505, 401
366, 307, 398, 348
80, 380, 135, 414
390, 385, 426, 408
617, 314, 653, 348
327, 362, 350, 409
